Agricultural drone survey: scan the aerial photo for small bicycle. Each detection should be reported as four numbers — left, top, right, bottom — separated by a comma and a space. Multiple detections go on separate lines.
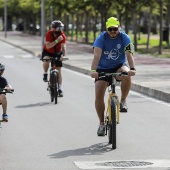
98, 72, 127, 149
0, 88, 14, 127
40, 52, 68, 104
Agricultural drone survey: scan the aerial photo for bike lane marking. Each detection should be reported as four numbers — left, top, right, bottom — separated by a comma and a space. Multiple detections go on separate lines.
21, 54, 33, 58
3, 55, 14, 58
2, 54, 33, 59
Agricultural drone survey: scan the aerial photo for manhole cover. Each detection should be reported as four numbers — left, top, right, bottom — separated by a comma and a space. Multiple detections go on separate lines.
74, 160, 170, 169
96, 161, 153, 167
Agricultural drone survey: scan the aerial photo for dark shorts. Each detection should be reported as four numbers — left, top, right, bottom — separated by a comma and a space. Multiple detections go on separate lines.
42, 49, 62, 67
95, 63, 128, 85
0, 93, 5, 105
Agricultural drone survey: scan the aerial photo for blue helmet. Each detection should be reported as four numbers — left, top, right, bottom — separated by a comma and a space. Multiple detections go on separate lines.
0, 63, 5, 71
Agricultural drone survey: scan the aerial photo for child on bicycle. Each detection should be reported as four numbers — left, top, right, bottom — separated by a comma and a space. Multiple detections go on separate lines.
0, 63, 13, 122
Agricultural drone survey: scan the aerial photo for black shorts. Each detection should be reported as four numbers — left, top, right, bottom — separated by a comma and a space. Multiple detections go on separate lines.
95, 63, 128, 85
42, 49, 62, 67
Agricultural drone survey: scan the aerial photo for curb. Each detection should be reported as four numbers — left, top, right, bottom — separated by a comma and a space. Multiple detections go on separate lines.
131, 83, 170, 103
63, 63, 91, 76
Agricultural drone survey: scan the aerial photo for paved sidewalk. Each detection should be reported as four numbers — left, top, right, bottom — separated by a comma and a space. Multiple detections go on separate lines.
0, 31, 170, 103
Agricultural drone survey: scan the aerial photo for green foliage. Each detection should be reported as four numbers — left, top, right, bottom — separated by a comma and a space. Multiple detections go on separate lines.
18, 0, 40, 14
0, 0, 169, 54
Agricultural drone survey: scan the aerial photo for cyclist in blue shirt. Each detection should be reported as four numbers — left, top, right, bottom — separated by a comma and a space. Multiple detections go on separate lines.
0, 64, 12, 122
91, 17, 136, 136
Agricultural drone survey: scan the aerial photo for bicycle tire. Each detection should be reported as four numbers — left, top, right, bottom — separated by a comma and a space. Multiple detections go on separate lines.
49, 79, 54, 102
110, 98, 117, 149
52, 72, 58, 104
108, 123, 112, 144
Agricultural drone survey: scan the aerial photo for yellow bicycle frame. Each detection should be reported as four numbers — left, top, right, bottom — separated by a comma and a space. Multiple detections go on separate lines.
106, 92, 120, 124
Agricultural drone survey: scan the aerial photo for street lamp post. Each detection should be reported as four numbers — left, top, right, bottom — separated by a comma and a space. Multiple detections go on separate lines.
50, 6, 53, 23
41, 0, 45, 49
4, 0, 7, 38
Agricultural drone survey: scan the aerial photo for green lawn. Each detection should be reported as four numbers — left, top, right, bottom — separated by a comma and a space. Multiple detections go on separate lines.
67, 30, 170, 58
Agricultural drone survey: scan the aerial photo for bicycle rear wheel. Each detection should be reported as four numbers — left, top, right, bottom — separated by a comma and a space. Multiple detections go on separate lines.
109, 98, 117, 149
52, 72, 59, 104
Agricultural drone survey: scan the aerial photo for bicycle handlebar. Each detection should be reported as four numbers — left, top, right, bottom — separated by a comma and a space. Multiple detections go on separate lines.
98, 72, 128, 78
40, 57, 69, 62
40, 51, 69, 62
0, 88, 14, 94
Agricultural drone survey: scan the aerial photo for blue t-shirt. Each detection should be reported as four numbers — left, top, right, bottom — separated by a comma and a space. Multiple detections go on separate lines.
93, 31, 132, 69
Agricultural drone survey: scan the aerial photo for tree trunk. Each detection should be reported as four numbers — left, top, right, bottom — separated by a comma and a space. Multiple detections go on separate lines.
85, 12, 89, 43
166, 3, 170, 47
75, 13, 79, 42
138, 12, 143, 40
146, 5, 153, 53
133, 8, 137, 51
93, 12, 98, 42
71, 13, 74, 41
159, 0, 163, 54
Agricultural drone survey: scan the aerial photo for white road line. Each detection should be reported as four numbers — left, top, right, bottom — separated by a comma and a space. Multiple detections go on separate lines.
21, 54, 33, 58
74, 159, 170, 169
130, 90, 170, 107
3, 55, 14, 58
2, 54, 33, 59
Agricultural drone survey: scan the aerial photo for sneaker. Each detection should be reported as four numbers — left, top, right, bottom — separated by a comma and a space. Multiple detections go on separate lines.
97, 124, 105, 136
43, 73, 48, 82
120, 101, 128, 112
2, 114, 8, 122
58, 89, 63, 97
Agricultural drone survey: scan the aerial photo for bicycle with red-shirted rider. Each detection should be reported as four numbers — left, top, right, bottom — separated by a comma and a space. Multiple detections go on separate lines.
40, 52, 68, 104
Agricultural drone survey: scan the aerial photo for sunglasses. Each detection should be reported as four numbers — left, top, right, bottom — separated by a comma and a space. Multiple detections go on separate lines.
52, 26, 62, 30
108, 27, 118, 32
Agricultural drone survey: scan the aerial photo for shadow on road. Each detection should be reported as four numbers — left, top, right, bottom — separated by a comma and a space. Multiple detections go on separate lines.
48, 142, 113, 159
15, 102, 52, 108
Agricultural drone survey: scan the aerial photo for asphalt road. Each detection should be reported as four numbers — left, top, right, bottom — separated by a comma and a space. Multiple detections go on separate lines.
1, 41, 170, 170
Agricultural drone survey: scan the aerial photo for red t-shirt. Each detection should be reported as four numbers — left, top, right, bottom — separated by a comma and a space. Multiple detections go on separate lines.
43, 30, 66, 54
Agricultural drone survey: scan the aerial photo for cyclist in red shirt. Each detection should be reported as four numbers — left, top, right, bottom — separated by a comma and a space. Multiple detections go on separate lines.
41, 20, 66, 97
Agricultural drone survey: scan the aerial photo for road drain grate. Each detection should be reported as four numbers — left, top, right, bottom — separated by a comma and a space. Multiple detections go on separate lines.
96, 161, 153, 167
74, 160, 170, 169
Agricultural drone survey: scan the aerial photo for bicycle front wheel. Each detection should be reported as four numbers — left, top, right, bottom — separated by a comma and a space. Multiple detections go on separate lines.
52, 72, 59, 104
110, 98, 117, 149
49, 81, 54, 103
